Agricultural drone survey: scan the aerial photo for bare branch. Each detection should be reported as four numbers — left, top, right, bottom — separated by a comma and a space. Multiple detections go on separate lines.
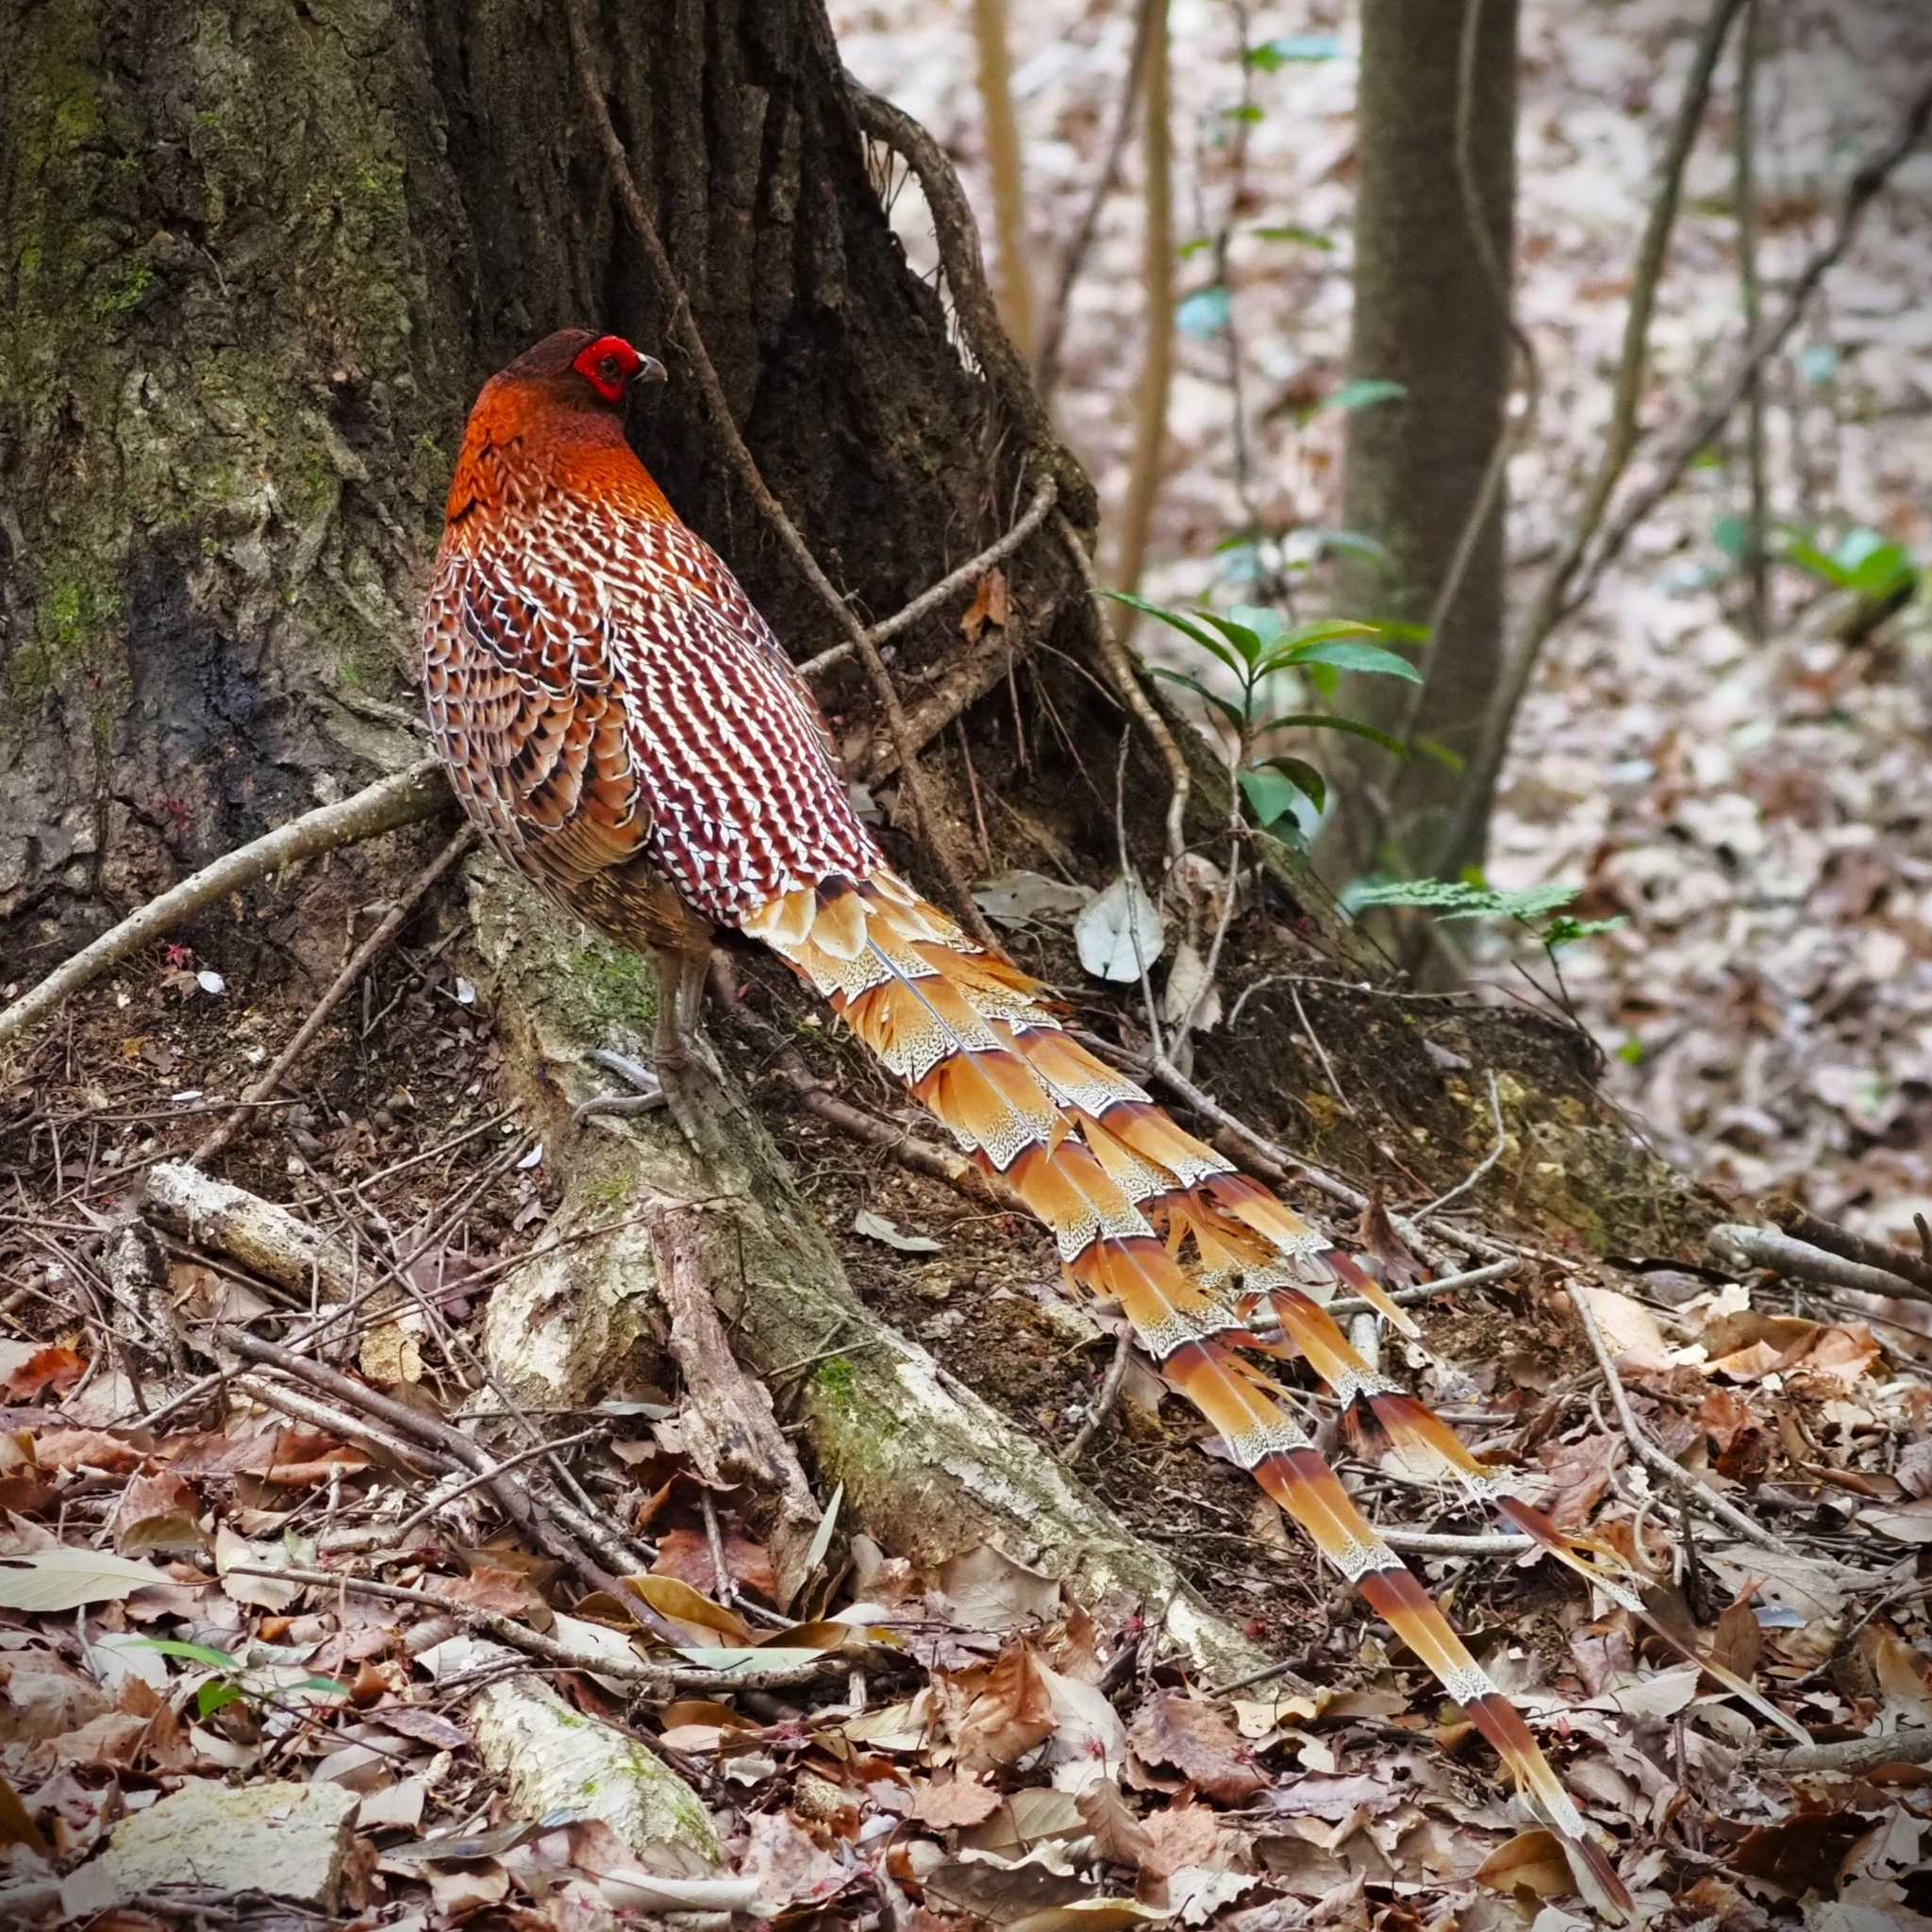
0, 759, 447, 1050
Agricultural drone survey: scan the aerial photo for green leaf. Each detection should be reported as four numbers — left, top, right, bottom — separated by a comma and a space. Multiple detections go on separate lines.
1190, 609, 1269, 665
1833, 529, 1915, 600
1257, 712, 1408, 757
1102, 591, 1246, 675
1176, 286, 1232, 338
198, 1680, 244, 1719
1148, 665, 1246, 729
126, 1638, 241, 1672
1237, 763, 1306, 829
1176, 235, 1215, 261
1224, 603, 1288, 649
1542, 914, 1626, 952
1796, 341, 1840, 384
1413, 735, 1466, 773
1849, 545, 1915, 601
1257, 756, 1326, 813
1710, 512, 1753, 564
292, 1674, 354, 1699
1345, 877, 1579, 924
1299, 526, 1387, 561
1250, 224, 1332, 250
1222, 104, 1265, 124
1616, 1037, 1646, 1066
1245, 32, 1345, 69
1324, 377, 1407, 414
1778, 528, 1850, 588
1278, 638, 1423, 682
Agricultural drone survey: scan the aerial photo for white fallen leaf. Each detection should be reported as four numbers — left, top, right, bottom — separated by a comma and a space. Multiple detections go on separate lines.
516, 1142, 543, 1171
454, 977, 476, 1005
195, 970, 226, 995
852, 1208, 942, 1254
216, 1525, 300, 1610
0, 1549, 172, 1612
1075, 871, 1166, 984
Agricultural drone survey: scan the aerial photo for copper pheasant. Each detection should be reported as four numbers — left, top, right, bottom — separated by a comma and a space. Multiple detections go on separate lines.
423, 328, 1792, 1919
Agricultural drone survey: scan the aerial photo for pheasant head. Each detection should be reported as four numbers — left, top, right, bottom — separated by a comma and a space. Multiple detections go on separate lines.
442, 328, 671, 532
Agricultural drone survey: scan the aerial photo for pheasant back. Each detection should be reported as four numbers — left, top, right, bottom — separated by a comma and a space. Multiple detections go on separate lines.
423, 330, 1652, 1918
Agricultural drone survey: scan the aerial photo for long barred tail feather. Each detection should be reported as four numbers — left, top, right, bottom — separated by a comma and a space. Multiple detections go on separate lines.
747, 869, 1639, 1919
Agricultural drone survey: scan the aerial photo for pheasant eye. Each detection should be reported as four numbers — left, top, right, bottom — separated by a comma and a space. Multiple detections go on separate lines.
598, 354, 622, 382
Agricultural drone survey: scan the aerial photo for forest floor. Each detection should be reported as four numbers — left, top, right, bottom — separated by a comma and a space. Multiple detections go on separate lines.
837, 0, 1932, 1249
6, 875, 1932, 1927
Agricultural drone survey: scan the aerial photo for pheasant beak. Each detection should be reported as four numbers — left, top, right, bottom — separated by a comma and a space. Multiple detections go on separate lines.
635, 355, 668, 385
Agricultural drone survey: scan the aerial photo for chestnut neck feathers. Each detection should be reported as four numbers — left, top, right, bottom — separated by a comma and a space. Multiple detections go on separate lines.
443, 368, 675, 535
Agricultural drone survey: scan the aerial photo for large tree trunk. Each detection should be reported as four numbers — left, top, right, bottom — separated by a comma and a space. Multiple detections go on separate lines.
1323, 0, 1518, 892
1, 0, 1712, 1662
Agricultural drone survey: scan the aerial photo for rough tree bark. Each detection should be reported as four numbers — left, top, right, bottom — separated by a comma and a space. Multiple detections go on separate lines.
2, 0, 1712, 1662
1323, 0, 1519, 891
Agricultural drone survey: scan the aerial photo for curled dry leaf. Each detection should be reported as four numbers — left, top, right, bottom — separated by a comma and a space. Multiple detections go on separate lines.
1127, 1693, 1267, 1805
1075, 1779, 1154, 1870
957, 1640, 1056, 1772
1474, 1828, 1574, 1904
1075, 871, 1166, 984
0, 1341, 87, 1403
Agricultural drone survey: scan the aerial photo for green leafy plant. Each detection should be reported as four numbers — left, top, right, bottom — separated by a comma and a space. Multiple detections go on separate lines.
130, 1637, 352, 1721
1106, 593, 1421, 840
1712, 516, 1922, 614
1347, 875, 1624, 1016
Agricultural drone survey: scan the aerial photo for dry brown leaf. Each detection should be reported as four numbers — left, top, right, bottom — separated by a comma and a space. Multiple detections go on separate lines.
1537, 1430, 1622, 1529
1474, 1829, 1573, 1903
938, 1543, 1062, 1632
958, 1640, 1056, 1772
1076, 1779, 1154, 1871
0, 1771, 51, 1857
1865, 1629, 1932, 1727
29, 1428, 146, 1475
960, 569, 1009, 642
2, 1344, 87, 1403
108, 1472, 205, 1555
1127, 1693, 1267, 1804
651, 1525, 778, 1603
913, 1774, 1006, 1828
1137, 1799, 1227, 1879
1707, 1597, 1765, 1684
624, 1573, 751, 1642
739, 1808, 852, 1912
1580, 1289, 1674, 1373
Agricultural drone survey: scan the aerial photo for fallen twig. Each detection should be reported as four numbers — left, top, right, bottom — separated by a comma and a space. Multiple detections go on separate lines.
0, 760, 446, 1050
1063, 1326, 1135, 1465
225, 1566, 872, 1692
210, 1322, 636, 1608
1709, 1222, 1929, 1305
192, 824, 475, 1165
1414, 1071, 1507, 1222
1775, 1726, 1932, 1775
1767, 1202, 1932, 1299
1564, 1276, 1787, 1555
